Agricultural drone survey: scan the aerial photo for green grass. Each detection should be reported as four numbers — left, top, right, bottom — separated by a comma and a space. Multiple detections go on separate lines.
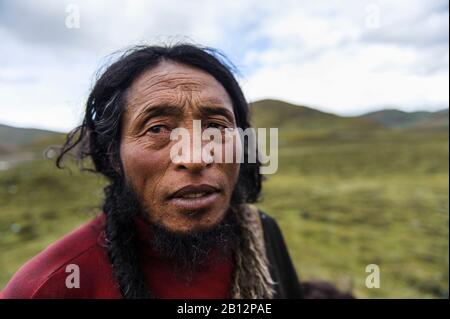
0, 125, 448, 298
257, 129, 449, 298
0, 159, 106, 286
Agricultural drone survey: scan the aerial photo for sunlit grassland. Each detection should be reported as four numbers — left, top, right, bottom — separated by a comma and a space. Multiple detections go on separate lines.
258, 129, 449, 298
0, 159, 106, 287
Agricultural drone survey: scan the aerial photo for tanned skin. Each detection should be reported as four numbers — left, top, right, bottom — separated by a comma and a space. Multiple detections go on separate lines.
120, 60, 240, 234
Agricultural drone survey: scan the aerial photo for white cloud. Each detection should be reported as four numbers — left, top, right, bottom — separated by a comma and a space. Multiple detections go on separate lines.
241, 0, 449, 114
242, 43, 449, 114
0, 0, 448, 131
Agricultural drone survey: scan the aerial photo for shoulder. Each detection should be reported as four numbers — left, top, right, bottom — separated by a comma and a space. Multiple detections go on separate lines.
1, 214, 108, 299
257, 209, 304, 298
258, 210, 283, 240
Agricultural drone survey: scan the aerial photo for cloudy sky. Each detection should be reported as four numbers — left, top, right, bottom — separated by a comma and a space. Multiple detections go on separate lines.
0, 0, 448, 132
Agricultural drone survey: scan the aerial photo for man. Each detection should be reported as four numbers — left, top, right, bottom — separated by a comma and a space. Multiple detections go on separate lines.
1, 44, 302, 299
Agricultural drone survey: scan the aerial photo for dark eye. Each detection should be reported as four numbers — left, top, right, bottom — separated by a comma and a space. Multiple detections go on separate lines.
207, 122, 225, 130
148, 125, 169, 134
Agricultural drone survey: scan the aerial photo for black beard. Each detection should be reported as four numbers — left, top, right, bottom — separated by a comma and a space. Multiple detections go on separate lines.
106, 180, 240, 281
148, 210, 239, 280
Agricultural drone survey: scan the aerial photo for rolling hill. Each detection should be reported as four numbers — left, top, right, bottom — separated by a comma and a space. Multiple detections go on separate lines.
1, 100, 447, 151
0, 124, 59, 146
359, 108, 449, 130
0, 124, 63, 156
249, 99, 383, 131
250, 99, 449, 131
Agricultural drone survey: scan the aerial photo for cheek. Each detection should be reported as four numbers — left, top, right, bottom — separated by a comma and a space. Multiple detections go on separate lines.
120, 142, 170, 198
220, 162, 240, 191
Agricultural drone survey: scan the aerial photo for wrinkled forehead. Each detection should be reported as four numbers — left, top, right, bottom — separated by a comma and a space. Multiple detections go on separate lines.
124, 60, 234, 116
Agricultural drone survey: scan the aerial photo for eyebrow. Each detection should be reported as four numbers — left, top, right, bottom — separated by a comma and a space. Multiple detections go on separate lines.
131, 101, 236, 132
199, 106, 235, 123
132, 104, 182, 130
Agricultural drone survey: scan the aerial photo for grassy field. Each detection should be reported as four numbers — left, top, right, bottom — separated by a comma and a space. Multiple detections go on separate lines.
259, 129, 449, 298
0, 103, 448, 298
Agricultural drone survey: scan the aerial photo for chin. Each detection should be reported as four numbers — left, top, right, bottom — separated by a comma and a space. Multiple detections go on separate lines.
159, 206, 228, 234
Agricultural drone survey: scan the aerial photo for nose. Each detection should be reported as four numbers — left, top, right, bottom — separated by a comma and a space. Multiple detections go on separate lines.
174, 123, 214, 173
176, 158, 212, 173
175, 141, 213, 173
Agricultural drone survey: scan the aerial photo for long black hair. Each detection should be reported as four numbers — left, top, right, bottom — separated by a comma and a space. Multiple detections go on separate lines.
56, 44, 263, 298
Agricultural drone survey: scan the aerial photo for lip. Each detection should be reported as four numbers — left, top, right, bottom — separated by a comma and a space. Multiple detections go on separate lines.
169, 184, 220, 199
168, 184, 221, 212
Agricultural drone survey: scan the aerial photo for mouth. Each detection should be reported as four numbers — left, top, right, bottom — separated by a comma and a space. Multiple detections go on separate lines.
168, 184, 221, 212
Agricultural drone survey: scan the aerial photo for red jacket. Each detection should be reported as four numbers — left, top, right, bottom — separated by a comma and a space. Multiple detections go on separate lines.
1, 214, 233, 299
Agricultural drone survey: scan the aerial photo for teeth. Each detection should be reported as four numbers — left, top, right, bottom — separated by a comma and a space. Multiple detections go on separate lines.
181, 192, 206, 199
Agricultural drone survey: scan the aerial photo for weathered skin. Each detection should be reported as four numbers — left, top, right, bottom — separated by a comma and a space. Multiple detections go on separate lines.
120, 60, 240, 233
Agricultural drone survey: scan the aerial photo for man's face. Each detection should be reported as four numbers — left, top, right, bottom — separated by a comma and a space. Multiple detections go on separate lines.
120, 60, 240, 234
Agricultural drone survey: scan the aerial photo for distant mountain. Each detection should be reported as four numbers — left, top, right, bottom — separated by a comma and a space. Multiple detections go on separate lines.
0, 124, 62, 155
0, 124, 59, 146
250, 99, 382, 131
360, 108, 449, 130
0, 100, 447, 156
250, 100, 448, 132
410, 109, 449, 131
